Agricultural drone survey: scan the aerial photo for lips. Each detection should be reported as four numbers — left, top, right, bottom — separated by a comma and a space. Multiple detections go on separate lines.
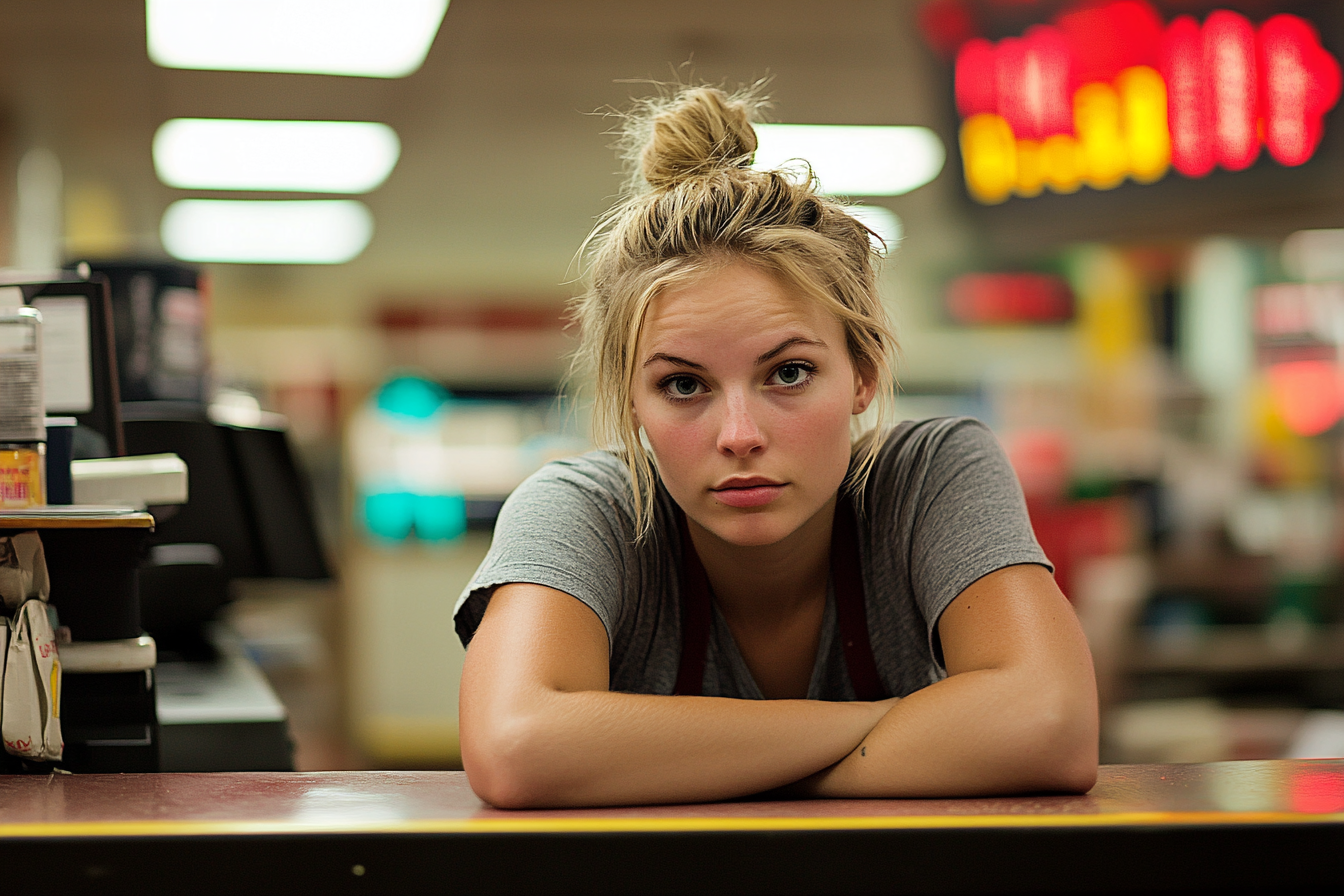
711, 477, 786, 508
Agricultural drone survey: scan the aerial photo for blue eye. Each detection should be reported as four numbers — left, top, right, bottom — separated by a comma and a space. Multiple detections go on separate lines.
770, 362, 814, 388
661, 375, 704, 400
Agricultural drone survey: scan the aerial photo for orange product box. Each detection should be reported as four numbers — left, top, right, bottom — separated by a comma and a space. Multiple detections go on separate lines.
0, 446, 45, 508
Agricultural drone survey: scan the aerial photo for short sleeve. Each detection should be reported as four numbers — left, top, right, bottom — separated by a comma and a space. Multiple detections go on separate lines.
453, 452, 638, 651
865, 417, 1050, 667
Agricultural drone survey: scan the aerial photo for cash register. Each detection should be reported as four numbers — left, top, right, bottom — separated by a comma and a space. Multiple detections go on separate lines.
3, 267, 329, 773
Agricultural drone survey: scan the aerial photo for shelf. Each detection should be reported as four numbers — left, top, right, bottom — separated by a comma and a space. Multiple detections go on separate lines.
1125, 624, 1344, 674
0, 507, 154, 528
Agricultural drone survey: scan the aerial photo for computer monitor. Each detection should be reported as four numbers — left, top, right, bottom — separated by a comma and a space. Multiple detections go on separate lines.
82, 261, 208, 404
225, 424, 329, 580
122, 401, 330, 640
14, 274, 124, 456
122, 403, 264, 580
122, 401, 331, 581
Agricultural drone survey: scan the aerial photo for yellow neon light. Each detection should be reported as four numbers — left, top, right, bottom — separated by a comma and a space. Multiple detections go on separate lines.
1015, 139, 1045, 197
1041, 134, 1084, 193
1118, 66, 1172, 183
960, 66, 1178, 201
1075, 82, 1129, 190
960, 113, 1017, 204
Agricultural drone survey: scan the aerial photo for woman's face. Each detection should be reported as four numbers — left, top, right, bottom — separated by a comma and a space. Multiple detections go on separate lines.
632, 260, 875, 548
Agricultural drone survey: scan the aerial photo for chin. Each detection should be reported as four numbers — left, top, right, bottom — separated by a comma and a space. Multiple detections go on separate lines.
702, 509, 800, 548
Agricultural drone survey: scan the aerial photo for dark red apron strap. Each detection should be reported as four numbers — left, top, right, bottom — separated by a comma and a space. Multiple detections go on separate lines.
831, 498, 886, 701
673, 497, 887, 700
673, 508, 712, 696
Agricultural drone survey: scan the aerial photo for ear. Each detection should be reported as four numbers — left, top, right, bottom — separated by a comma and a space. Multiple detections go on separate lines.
852, 366, 877, 415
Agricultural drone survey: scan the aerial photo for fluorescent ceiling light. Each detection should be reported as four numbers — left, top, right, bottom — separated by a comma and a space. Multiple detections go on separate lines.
146, 0, 449, 78
161, 199, 373, 264
753, 124, 945, 196
154, 119, 400, 193
847, 205, 903, 254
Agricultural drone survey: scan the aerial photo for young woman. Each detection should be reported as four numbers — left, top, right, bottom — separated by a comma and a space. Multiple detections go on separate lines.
455, 86, 1098, 809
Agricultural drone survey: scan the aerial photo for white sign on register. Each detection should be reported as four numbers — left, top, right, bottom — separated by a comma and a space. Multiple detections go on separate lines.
30, 296, 92, 413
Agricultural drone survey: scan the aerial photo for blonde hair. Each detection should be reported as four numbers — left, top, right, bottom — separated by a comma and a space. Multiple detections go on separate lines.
570, 85, 896, 537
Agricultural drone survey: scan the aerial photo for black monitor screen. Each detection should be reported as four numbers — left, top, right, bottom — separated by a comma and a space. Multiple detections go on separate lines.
122, 403, 329, 581
224, 424, 329, 580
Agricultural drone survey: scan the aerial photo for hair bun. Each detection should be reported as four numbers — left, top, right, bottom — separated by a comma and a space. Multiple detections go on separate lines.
637, 87, 760, 190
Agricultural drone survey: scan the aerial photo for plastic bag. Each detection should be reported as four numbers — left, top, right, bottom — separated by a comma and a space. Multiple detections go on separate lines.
2, 599, 62, 761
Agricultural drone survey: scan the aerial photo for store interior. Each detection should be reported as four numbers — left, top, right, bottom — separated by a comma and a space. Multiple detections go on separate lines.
2, 0, 1343, 772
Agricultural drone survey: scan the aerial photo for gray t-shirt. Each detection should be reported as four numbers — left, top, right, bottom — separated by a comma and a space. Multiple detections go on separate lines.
455, 416, 1049, 701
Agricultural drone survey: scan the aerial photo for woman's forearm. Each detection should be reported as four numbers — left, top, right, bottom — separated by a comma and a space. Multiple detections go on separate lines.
465, 688, 890, 808
795, 666, 1098, 799
794, 565, 1100, 800
461, 582, 895, 808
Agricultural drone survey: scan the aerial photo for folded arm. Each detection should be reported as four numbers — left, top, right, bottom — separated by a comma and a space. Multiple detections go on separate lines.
459, 583, 894, 808
794, 563, 1099, 798
460, 563, 1097, 808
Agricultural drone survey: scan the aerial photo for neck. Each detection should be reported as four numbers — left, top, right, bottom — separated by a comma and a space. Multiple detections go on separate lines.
687, 495, 837, 624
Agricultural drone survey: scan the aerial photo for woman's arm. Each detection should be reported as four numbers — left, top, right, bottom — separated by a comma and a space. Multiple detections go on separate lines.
459, 582, 894, 808
794, 563, 1098, 798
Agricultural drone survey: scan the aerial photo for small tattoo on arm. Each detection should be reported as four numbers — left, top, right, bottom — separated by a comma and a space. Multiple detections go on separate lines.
860, 746, 867, 757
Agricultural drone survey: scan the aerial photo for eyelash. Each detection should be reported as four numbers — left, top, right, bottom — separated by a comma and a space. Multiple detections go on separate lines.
657, 361, 817, 404
770, 361, 817, 390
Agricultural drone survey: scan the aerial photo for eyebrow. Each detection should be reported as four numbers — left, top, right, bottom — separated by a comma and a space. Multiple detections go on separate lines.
642, 336, 827, 370
642, 353, 706, 370
756, 336, 826, 365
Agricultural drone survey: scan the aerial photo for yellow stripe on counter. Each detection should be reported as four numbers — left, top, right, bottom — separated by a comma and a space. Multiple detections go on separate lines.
1, 810, 1342, 839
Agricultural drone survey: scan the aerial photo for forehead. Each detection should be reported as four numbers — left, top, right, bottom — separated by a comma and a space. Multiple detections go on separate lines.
641, 262, 837, 348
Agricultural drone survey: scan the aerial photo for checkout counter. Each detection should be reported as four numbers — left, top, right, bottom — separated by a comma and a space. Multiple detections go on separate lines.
0, 761, 1339, 894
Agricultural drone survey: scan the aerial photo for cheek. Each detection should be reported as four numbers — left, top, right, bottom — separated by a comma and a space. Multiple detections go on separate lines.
780, 390, 855, 448
634, 398, 705, 466
636, 409, 714, 506
772, 393, 857, 483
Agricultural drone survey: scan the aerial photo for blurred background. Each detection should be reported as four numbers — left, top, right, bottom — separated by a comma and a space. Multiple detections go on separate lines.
3, 0, 1344, 771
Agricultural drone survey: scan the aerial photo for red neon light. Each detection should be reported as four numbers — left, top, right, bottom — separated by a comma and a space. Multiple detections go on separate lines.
956, 38, 998, 118
1163, 16, 1215, 177
994, 26, 1075, 140
1205, 11, 1261, 171
1056, 0, 1163, 87
1268, 360, 1343, 437
1259, 15, 1343, 167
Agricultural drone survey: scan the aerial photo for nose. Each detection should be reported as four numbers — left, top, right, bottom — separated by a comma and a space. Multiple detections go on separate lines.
716, 390, 765, 457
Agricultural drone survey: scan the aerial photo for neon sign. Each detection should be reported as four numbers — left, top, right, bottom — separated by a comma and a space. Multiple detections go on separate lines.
956, 2, 1341, 203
